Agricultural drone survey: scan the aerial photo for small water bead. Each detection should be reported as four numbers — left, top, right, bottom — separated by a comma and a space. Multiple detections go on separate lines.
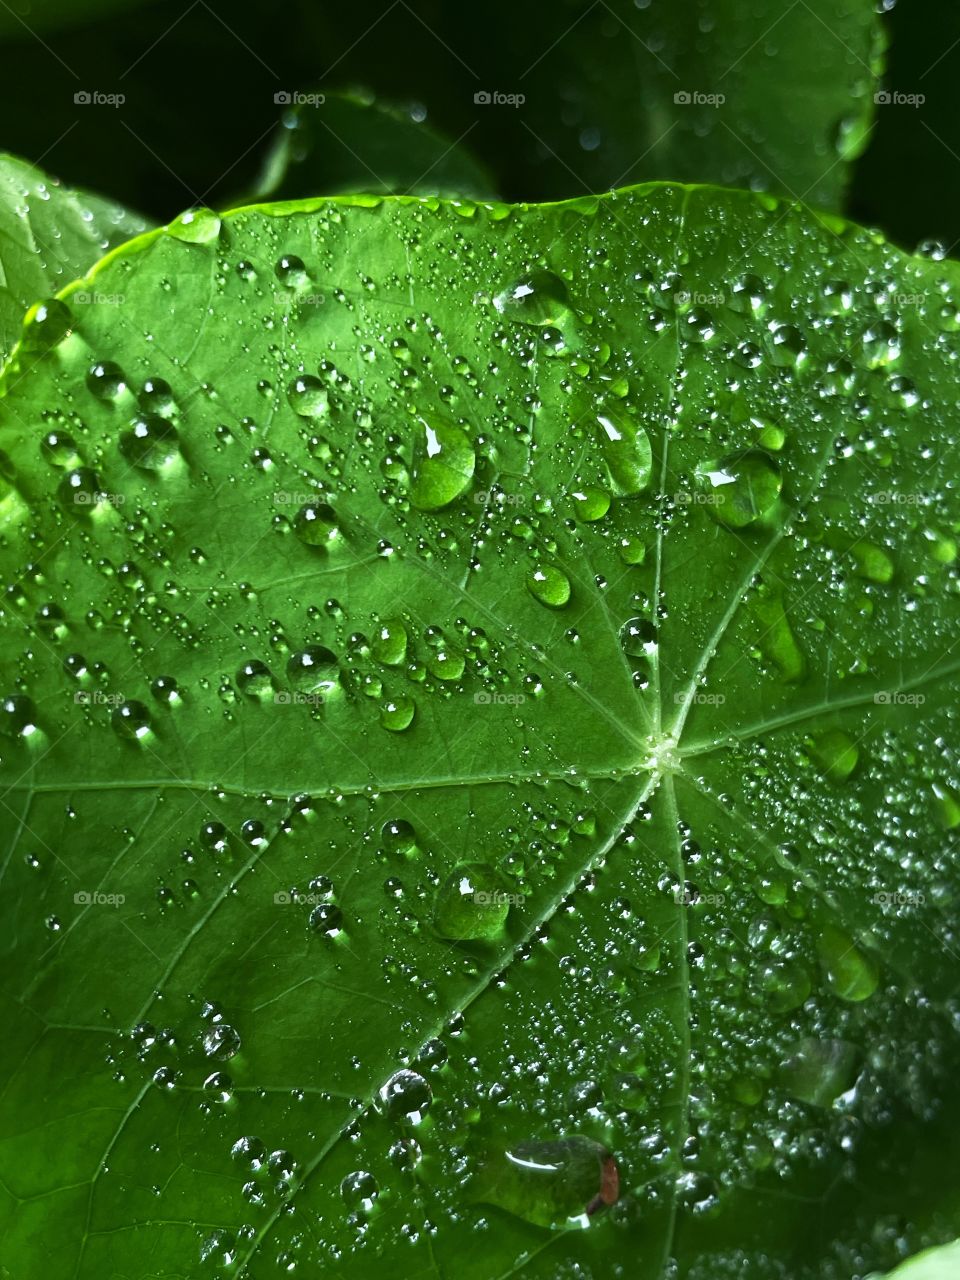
151, 675, 180, 704
202, 1024, 242, 1061
1, 694, 38, 738
809, 729, 859, 782
275, 254, 309, 287
473, 1136, 618, 1228
378, 1069, 432, 1122
86, 360, 127, 401
409, 418, 476, 512
236, 660, 275, 700
571, 487, 611, 522
493, 269, 572, 327
23, 297, 73, 351
119, 414, 180, 470
694, 450, 781, 528
111, 699, 151, 739
309, 903, 344, 935
861, 320, 901, 368
293, 501, 341, 548
287, 646, 339, 694
728, 273, 767, 315
595, 410, 652, 496
341, 1170, 379, 1211
167, 207, 221, 244
380, 695, 416, 732
778, 1037, 862, 1107
434, 862, 512, 939
286, 375, 329, 418
768, 323, 806, 368
372, 618, 408, 666
41, 430, 80, 467
427, 646, 465, 682
816, 923, 879, 1002
57, 467, 103, 511
382, 819, 417, 855
527, 564, 571, 609
141, 377, 177, 416
203, 1072, 234, 1104
619, 616, 657, 658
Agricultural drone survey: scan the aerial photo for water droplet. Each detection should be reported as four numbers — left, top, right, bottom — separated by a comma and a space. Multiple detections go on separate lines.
293, 501, 341, 548
434, 863, 512, 939
380, 695, 416, 732
474, 1136, 618, 1228
167, 207, 221, 244
287, 375, 329, 418
111, 700, 151, 740
493, 270, 572, 326
527, 564, 571, 609
779, 1037, 862, 1106
595, 410, 652, 496
809, 729, 859, 782
817, 924, 878, 1002
695, 450, 781, 528
409, 418, 475, 512
120, 414, 180, 470
372, 618, 408, 666
571, 486, 611, 522
288, 646, 339, 695
202, 1024, 241, 1061
378, 1069, 431, 1122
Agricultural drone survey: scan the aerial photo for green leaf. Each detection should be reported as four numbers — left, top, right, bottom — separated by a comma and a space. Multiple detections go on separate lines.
1, 184, 959, 1278
871, 1241, 960, 1279
307, 0, 885, 209
252, 91, 496, 202
0, 153, 149, 364
0, 0, 157, 37
486, 0, 885, 207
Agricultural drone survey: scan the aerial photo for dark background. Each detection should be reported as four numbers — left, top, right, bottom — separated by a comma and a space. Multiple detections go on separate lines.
0, 0, 954, 252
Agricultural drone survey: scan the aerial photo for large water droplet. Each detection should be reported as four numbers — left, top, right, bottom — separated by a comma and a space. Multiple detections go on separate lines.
434, 863, 512, 939
595, 410, 652, 496
409, 419, 475, 511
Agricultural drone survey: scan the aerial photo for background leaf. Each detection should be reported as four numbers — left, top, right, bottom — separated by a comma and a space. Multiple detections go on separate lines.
0, 184, 959, 1278
872, 1241, 960, 1279
0, 0, 883, 220
0, 152, 148, 364
251, 91, 496, 201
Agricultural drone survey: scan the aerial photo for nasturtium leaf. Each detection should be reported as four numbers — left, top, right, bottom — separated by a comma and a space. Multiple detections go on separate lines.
318, 0, 883, 209
252, 91, 496, 202
872, 1240, 960, 1279
1, 184, 959, 1279
0, 153, 149, 364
